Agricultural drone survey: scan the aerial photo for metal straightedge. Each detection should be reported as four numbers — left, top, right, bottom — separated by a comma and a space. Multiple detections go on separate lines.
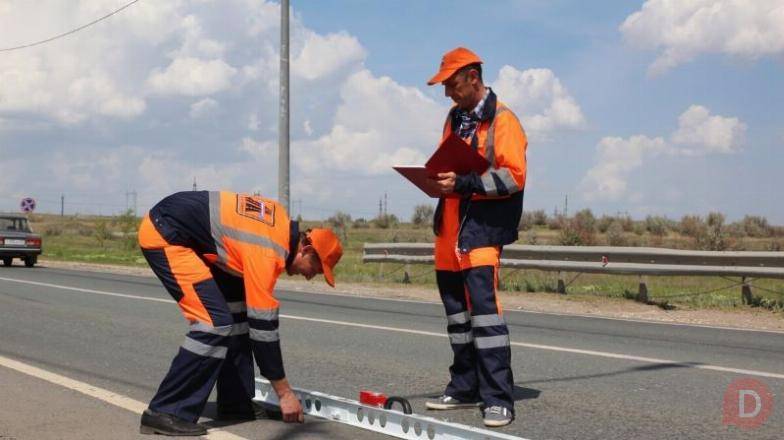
254, 378, 526, 440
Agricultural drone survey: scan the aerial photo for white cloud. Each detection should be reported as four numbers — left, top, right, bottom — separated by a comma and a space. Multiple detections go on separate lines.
292, 31, 366, 80
147, 57, 237, 96
671, 105, 746, 155
491, 66, 585, 140
296, 69, 442, 175
239, 136, 274, 158
0, 0, 187, 123
189, 98, 219, 118
621, 0, 784, 75
580, 105, 745, 201
580, 135, 667, 202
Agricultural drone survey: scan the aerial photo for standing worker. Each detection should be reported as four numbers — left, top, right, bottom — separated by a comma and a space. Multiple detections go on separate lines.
424, 47, 527, 428
137, 190, 343, 436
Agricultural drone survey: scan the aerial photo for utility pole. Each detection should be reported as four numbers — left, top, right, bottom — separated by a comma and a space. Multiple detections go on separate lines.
378, 198, 383, 218
192, 177, 197, 191
126, 190, 137, 216
277, 0, 290, 212
564, 194, 569, 218
60, 194, 64, 217
384, 192, 388, 216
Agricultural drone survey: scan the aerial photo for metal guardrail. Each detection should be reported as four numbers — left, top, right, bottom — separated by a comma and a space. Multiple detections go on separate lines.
363, 243, 784, 302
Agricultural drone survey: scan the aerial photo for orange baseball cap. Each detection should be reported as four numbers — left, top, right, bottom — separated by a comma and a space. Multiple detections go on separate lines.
307, 228, 343, 287
427, 47, 483, 85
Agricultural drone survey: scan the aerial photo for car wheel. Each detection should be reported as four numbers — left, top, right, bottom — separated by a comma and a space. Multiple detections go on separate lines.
24, 256, 37, 268
2, 257, 12, 267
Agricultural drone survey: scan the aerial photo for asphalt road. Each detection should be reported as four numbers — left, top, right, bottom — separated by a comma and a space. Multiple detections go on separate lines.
0, 265, 782, 439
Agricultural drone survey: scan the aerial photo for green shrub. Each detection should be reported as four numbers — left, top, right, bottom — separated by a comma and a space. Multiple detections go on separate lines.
374, 214, 399, 229
606, 221, 626, 246
679, 215, 705, 238
352, 218, 369, 229
645, 215, 669, 237
93, 218, 112, 249
411, 204, 434, 228
741, 215, 772, 238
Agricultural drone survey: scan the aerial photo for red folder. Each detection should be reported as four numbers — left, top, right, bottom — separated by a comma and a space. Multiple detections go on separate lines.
394, 133, 490, 198
393, 166, 441, 197
425, 132, 489, 175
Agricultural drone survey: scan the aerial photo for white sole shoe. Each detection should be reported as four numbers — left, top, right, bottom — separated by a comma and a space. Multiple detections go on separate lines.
425, 400, 482, 410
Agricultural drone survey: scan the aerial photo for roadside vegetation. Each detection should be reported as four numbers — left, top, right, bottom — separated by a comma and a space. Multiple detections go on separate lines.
24, 206, 784, 314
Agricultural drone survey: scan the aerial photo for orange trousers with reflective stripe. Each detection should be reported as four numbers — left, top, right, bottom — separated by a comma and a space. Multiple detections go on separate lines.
138, 214, 218, 325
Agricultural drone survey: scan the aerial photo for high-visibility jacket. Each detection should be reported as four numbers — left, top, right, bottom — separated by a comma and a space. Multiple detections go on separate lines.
148, 190, 296, 379
433, 89, 528, 252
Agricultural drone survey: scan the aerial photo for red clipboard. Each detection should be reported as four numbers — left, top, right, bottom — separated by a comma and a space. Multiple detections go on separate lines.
425, 132, 489, 175
393, 166, 441, 198
394, 133, 490, 198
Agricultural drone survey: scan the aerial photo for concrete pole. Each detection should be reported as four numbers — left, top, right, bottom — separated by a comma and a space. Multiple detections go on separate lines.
278, 0, 290, 212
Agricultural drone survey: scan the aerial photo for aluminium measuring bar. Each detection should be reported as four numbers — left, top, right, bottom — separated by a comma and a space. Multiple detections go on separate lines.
254, 378, 527, 440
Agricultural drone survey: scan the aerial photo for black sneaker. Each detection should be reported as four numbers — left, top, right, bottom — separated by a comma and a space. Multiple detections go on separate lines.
140, 409, 207, 436
425, 395, 482, 410
217, 401, 275, 421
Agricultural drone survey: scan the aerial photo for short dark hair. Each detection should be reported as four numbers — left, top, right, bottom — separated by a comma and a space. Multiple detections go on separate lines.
457, 63, 482, 82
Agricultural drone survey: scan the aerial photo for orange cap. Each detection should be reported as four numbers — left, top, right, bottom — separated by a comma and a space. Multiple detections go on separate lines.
307, 228, 343, 287
427, 47, 483, 86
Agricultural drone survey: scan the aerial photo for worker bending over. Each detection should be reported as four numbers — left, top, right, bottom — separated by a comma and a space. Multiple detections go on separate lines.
137, 190, 342, 436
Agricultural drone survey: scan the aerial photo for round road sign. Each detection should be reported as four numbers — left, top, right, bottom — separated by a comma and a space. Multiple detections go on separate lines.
20, 197, 36, 213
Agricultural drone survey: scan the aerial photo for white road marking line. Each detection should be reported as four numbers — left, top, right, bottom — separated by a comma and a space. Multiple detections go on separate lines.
280, 315, 784, 380
0, 276, 174, 303
281, 287, 784, 335
3, 275, 783, 380
0, 355, 246, 440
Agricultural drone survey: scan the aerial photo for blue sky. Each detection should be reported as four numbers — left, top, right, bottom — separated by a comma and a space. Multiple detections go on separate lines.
0, 0, 782, 223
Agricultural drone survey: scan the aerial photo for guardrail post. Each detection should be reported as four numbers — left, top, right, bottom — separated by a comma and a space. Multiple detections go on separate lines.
402, 264, 411, 284
557, 271, 566, 294
377, 261, 384, 281
741, 276, 753, 305
637, 275, 649, 303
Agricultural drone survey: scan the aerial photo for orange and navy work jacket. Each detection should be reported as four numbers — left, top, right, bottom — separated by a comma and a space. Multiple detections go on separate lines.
149, 190, 296, 379
433, 88, 528, 253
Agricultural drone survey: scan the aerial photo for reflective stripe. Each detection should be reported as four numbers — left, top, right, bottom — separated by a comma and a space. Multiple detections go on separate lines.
471, 314, 505, 327
190, 322, 232, 336
208, 191, 289, 266
493, 168, 521, 193
484, 107, 509, 168
482, 107, 523, 196
250, 328, 280, 342
447, 311, 470, 325
474, 334, 510, 349
182, 337, 227, 358
248, 307, 279, 321
209, 191, 230, 268
222, 227, 288, 260
230, 322, 249, 336
449, 331, 474, 345
227, 301, 246, 313
480, 172, 498, 196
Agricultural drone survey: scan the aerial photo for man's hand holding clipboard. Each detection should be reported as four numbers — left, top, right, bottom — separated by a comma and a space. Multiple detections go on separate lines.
394, 133, 489, 198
